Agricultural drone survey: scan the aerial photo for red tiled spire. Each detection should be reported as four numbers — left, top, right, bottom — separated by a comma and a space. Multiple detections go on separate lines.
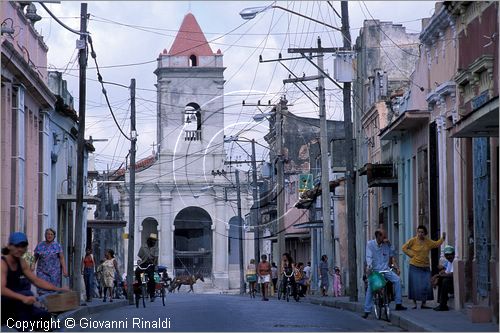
169, 13, 214, 56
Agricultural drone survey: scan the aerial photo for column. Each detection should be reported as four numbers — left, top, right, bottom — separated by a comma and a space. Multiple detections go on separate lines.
121, 196, 130, 274
134, 195, 142, 264
213, 197, 229, 289
160, 196, 173, 270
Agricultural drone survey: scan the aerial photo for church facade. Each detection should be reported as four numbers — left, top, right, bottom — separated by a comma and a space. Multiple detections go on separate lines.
121, 13, 251, 291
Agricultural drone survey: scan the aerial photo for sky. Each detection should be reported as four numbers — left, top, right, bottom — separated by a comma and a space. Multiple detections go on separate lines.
33, 1, 437, 173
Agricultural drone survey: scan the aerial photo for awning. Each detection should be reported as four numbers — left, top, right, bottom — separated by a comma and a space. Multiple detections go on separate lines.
294, 220, 324, 229
449, 97, 498, 138
379, 110, 431, 141
57, 194, 101, 204
87, 219, 127, 229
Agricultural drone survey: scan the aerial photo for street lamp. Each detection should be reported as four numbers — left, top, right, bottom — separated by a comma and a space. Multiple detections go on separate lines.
224, 135, 262, 267
239, 5, 342, 31
251, 98, 287, 271
239, 3, 358, 301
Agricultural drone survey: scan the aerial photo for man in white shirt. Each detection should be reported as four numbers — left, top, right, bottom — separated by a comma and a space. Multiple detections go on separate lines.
434, 245, 455, 311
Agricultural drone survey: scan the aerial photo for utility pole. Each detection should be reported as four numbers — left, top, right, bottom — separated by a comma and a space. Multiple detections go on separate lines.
341, 0, 357, 302
317, 37, 334, 272
235, 169, 245, 294
276, 98, 286, 270
126, 78, 137, 305
73, 2, 87, 298
250, 139, 260, 265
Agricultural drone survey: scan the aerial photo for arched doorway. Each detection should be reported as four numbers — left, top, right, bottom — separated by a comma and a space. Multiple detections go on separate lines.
141, 217, 159, 248
174, 207, 212, 277
228, 216, 241, 265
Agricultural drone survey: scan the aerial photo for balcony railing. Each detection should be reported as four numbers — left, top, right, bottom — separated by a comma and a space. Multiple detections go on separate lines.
185, 130, 202, 141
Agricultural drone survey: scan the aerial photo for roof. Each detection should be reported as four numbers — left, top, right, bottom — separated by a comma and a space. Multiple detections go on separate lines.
114, 155, 156, 177
169, 13, 214, 56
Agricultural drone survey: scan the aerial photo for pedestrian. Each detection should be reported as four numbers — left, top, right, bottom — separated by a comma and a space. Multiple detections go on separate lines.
137, 233, 158, 301
333, 266, 342, 297
362, 229, 407, 319
257, 254, 271, 301
270, 262, 278, 294
102, 249, 119, 302
31, 228, 68, 295
402, 225, 445, 309
318, 254, 329, 296
81, 247, 96, 302
303, 261, 311, 295
246, 259, 257, 298
295, 262, 307, 297
1, 232, 69, 330
96, 259, 105, 298
433, 245, 455, 311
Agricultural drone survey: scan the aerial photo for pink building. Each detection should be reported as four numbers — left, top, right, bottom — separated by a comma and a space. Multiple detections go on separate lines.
1, 2, 55, 247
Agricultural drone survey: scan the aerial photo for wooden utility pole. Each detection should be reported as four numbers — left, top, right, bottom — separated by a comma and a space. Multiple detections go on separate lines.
341, 0, 357, 302
317, 37, 334, 273
235, 169, 245, 294
126, 78, 137, 304
276, 98, 286, 270
73, 2, 87, 298
250, 139, 260, 265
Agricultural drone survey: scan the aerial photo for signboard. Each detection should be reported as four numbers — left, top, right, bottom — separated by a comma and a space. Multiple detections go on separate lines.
471, 90, 490, 111
299, 174, 313, 193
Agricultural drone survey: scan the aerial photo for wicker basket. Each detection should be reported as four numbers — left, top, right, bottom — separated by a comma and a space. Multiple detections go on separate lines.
43, 291, 79, 313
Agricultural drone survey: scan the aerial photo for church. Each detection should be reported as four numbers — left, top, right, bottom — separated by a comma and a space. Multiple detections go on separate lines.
120, 13, 253, 291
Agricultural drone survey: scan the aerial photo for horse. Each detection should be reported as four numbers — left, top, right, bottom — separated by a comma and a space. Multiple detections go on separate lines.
170, 273, 205, 293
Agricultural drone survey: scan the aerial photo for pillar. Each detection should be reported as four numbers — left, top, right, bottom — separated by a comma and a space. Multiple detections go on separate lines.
213, 197, 229, 289
159, 196, 173, 271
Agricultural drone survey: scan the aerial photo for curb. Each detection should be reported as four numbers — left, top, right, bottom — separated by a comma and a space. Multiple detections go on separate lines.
57, 299, 129, 322
305, 297, 431, 332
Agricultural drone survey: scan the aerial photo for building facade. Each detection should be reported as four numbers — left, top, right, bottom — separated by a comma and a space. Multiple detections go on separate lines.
120, 13, 251, 291
378, 1, 498, 322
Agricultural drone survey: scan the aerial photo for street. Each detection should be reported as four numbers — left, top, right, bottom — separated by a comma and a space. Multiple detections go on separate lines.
64, 293, 402, 332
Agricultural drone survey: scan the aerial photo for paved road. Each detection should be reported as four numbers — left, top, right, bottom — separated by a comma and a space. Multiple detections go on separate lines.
64, 293, 403, 332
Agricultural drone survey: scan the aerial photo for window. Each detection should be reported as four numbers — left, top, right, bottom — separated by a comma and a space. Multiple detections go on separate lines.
189, 55, 197, 67
184, 103, 202, 141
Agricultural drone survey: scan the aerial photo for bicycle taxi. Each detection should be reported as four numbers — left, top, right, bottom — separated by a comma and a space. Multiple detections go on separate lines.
133, 264, 170, 308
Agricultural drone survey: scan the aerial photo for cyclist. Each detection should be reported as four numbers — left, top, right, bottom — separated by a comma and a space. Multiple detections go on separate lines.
280, 252, 298, 299
136, 233, 158, 301
362, 229, 407, 319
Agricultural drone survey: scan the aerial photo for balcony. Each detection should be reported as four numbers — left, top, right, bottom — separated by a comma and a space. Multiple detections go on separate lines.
185, 130, 202, 141
359, 163, 397, 187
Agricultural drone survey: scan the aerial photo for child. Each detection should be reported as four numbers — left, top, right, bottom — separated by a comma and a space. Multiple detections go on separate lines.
333, 266, 342, 297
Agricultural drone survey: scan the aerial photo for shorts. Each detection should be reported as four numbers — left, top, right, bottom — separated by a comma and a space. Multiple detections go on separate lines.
258, 274, 270, 284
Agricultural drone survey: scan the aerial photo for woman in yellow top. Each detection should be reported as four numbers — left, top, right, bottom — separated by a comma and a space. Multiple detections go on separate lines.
402, 225, 445, 309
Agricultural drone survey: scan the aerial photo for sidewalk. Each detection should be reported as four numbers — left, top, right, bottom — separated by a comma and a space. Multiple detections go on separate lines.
1, 298, 129, 332
301, 294, 499, 332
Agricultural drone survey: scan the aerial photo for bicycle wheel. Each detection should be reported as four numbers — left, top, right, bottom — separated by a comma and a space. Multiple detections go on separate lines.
141, 284, 147, 308
135, 292, 140, 308
383, 290, 391, 321
373, 292, 382, 320
286, 285, 290, 302
277, 281, 283, 300
161, 285, 166, 306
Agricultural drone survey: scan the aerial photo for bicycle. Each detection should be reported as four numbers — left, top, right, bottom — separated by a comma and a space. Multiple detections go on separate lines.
134, 264, 166, 308
371, 270, 393, 322
279, 270, 299, 302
